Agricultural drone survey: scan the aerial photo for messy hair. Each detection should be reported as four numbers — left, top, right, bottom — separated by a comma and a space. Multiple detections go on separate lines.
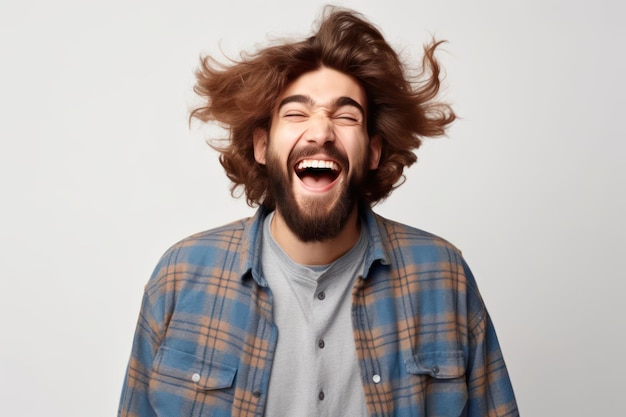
191, 6, 455, 207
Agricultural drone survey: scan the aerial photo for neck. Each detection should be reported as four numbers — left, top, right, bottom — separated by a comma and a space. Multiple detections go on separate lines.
270, 206, 361, 265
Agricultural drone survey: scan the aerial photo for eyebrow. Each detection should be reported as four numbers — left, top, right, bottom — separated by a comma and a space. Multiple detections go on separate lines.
277, 94, 365, 118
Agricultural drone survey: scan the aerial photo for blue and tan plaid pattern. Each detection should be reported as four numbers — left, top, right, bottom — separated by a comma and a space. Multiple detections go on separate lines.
118, 206, 519, 416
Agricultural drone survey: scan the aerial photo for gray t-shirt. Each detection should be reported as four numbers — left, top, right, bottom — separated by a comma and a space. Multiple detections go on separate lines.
261, 212, 369, 417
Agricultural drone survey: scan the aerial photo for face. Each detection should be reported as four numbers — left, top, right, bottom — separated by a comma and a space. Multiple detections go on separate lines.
253, 66, 381, 242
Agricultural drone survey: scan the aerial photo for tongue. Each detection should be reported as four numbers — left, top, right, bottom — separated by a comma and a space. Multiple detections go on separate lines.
300, 172, 335, 188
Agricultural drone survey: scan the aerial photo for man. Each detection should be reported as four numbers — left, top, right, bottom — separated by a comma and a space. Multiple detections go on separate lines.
118, 7, 519, 417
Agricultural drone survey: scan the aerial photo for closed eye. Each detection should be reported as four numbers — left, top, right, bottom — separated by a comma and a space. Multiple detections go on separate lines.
334, 114, 361, 124
284, 112, 307, 119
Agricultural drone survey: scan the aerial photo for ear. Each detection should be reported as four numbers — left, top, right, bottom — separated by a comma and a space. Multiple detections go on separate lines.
368, 134, 382, 169
253, 128, 268, 165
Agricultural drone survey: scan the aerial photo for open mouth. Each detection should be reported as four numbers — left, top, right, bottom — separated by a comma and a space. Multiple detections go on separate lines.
294, 159, 341, 188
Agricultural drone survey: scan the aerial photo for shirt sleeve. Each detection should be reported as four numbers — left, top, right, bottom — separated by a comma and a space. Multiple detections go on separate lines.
118, 290, 164, 417
463, 262, 519, 416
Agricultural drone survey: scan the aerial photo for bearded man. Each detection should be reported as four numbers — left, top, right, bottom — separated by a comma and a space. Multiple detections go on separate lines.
118, 7, 519, 417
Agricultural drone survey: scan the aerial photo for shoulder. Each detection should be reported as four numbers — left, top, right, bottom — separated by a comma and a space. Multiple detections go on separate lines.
372, 215, 488, 319
164, 217, 249, 260
145, 217, 254, 292
373, 214, 487, 310
374, 214, 463, 263
174, 217, 249, 249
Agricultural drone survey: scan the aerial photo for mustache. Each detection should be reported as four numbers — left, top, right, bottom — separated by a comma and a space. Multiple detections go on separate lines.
287, 145, 349, 170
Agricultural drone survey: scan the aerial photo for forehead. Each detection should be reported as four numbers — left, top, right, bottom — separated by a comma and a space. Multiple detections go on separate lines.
277, 67, 367, 110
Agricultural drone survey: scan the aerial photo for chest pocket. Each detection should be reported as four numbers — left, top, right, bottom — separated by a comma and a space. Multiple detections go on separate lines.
404, 350, 465, 379
153, 346, 237, 389
149, 346, 237, 416
405, 350, 468, 416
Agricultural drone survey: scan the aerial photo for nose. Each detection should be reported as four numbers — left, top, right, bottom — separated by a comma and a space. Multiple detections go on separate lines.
304, 115, 335, 145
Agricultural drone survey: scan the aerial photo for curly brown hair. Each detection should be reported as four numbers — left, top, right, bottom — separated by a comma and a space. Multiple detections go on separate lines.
191, 6, 455, 208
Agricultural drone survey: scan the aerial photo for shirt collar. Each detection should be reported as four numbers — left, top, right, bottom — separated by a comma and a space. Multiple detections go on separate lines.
239, 204, 390, 285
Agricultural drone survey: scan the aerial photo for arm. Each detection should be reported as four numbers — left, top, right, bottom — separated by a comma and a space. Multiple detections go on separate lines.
464, 263, 519, 416
118, 291, 164, 417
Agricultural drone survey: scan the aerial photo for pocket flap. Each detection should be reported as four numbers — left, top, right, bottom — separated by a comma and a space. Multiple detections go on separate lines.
153, 346, 237, 390
404, 350, 465, 379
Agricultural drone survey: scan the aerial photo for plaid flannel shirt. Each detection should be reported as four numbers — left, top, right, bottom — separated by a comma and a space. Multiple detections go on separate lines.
118, 205, 519, 416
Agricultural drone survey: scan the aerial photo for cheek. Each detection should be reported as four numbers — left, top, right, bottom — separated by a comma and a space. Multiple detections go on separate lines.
268, 126, 304, 160
272, 123, 305, 144
346, 136, 370, 167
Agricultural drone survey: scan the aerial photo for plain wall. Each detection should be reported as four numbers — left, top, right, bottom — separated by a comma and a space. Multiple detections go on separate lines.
1, 0, 624, 415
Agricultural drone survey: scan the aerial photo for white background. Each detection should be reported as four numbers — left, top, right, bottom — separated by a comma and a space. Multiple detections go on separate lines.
1, 0, 624, 416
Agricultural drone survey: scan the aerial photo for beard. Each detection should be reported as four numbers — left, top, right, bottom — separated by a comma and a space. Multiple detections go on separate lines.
265, 144, 367, 242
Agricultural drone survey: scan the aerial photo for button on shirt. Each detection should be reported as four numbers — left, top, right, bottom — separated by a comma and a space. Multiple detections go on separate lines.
118, 205, 519, 417
261, 212, 369, 417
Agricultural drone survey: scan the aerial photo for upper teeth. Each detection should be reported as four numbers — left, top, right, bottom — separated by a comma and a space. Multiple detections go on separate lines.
297, 159, 339, 171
